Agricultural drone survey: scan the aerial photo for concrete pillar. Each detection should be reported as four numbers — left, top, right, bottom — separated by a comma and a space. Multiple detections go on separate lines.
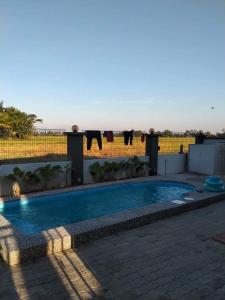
64, 132, 84, 184
145, 134, 159, 175
195, 133, 205, 144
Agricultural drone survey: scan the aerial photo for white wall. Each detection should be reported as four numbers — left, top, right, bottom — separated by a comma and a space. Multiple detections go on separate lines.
84, 156, 149, 184
214, 144, 225, 174
0, 161, 70, 176
189, 144, 214, 175
0, 161, 71, 197
204, 139, 225, 144
0, 154, 187, 195
84, 154, 186, 183
189, 144, 225, 175
157, 154, 186, 176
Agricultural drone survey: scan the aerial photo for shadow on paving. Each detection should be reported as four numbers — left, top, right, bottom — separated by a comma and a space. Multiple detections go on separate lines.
0, 253, 110, 299
0, 227, 111, 300
72, 201, 225, 300
2, 200, 225, 299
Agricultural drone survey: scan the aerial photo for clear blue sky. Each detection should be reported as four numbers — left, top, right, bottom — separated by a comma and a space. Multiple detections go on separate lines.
1, 0, 225, 132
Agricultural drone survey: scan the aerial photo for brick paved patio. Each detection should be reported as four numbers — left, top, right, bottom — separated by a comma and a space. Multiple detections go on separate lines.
1, 200, 225, 299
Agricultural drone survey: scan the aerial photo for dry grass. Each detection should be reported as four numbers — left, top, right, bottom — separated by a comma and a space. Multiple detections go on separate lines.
0, 136, 195, 163
84, 137, 195, 158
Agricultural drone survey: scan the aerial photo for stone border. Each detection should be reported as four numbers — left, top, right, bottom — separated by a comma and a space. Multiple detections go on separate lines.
1, 174, 225, 265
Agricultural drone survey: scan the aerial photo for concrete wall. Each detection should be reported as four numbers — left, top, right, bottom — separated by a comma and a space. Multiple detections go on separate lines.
157, 154, 186, 176
0, 161, 71, 197
214, 144, 225, 174
189, 145, 214, 175
204, 138, 225, 144
189, 144, 225, 175
84, 156, 149, 184
84, 154, 186, 183
0, 161, 70, 176
0, 153, 187, 195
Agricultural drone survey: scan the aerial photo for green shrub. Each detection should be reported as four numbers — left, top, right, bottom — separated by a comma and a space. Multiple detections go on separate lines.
37, 164, 62, 189
89, 156, 147, 183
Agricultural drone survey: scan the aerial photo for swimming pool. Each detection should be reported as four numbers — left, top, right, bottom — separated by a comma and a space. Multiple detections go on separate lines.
1, 181, 194, 235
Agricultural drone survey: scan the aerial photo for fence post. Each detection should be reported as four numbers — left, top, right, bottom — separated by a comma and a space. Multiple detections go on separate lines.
145, 134, 159, 175
64, 132, 84, 185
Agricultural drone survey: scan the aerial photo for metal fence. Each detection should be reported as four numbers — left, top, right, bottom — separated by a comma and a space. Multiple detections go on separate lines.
84, 133, 144, 158
0, 129, 195, 164
84, 134, 194, 158
0, 129, 67, 164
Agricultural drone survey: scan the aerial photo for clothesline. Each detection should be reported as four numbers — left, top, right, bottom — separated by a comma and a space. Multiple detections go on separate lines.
83, 130, 147, 151
81, 130, 149, 134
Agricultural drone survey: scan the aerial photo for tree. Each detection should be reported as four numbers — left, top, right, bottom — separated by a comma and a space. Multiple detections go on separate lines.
0, 101, 42, 138
162, 129, 173, 137
216, 129, 225, 138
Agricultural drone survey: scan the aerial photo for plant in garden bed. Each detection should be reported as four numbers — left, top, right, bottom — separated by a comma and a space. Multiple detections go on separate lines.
12, 167, 25, 184
10, 167, 41, 195
64, 164, 71, 186
11, 167, 25, 195
5, 164, 66, 196
89, 156, 147, 183
102, 161, 114, 181
37, 164, 63, 190
127, 156, 147, 177
89, 162, 104, 182
23, 171, 41, 186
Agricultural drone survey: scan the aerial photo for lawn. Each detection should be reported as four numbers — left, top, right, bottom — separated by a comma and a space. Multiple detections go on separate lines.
0, 136, 195, 163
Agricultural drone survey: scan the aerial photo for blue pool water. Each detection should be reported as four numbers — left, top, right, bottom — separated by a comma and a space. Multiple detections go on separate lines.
1, 181, 194, 235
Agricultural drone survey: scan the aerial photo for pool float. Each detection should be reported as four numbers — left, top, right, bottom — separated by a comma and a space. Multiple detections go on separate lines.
204, 176, 225, 192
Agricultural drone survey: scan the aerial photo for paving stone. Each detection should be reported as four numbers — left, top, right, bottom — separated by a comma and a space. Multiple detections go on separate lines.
2, 200, 225, 299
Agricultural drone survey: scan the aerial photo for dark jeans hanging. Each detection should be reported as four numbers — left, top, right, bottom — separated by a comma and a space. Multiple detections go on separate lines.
85, 130, 102, 150
123, 130, 134, 145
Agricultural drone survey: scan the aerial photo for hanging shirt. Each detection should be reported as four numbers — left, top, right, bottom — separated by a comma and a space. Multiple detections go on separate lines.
103, 131, 114, 142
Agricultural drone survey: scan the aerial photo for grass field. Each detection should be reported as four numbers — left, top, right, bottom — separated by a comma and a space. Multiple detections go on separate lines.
0, 136, 195, 163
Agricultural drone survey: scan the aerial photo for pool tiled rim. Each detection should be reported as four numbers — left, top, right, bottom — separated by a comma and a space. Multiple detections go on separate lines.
1, 174, 225, 265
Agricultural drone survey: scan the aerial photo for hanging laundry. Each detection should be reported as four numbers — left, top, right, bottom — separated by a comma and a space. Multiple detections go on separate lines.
103, 131, 114, 142
141, 133, 146, 143
123, 130, 134, 145
85, 130, 102, 150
